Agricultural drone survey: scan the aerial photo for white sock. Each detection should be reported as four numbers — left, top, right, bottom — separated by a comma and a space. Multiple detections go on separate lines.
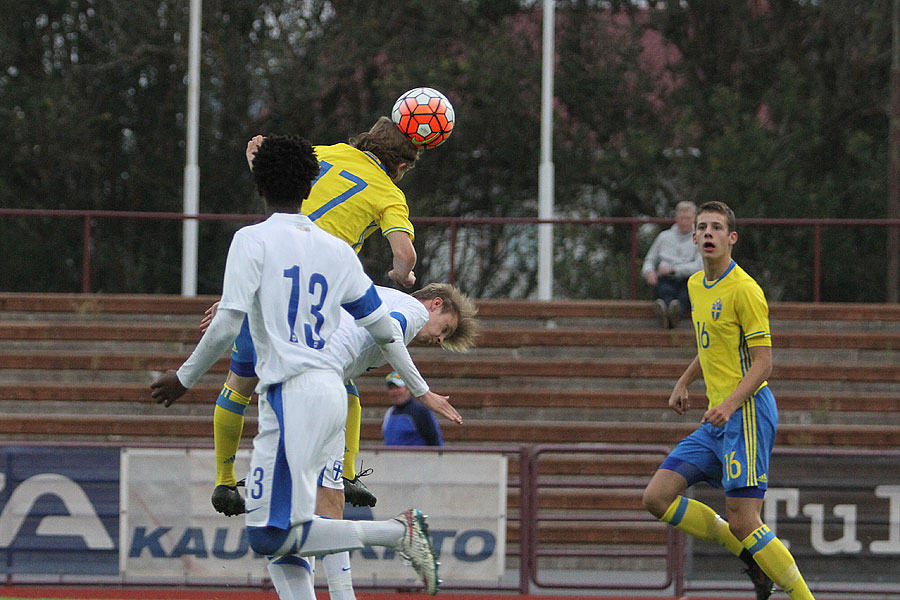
267, 555, 315, 600
322, 551, 356, 600
297, 517, 404, 556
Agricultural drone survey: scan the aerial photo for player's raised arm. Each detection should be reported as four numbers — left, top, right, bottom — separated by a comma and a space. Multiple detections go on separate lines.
245, 135, 264, 171
386, 230, 417, 289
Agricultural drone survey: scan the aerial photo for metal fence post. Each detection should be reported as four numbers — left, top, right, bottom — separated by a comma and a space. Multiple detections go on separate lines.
81, 215, 92, 294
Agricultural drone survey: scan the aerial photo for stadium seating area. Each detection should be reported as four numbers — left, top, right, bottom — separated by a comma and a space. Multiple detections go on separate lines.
1, 292, 899, 568
2, 292, 898, 441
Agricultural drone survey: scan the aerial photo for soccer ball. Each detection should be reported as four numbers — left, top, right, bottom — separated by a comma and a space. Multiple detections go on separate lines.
391, 87, 455, 149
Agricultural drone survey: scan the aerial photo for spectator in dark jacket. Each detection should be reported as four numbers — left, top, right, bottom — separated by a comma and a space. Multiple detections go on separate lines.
381, 372, 443, 446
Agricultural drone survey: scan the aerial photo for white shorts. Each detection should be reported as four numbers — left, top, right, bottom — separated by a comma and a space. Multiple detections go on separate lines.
244, 369, 347, 528
317, 432, 346, 491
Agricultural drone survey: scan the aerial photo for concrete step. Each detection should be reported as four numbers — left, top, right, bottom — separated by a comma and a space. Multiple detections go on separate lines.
8, 382, 896, 412
3, 353, 899, 402
4, 320, 900, 365
2, 293, 899, 331
3, 414, 899, 449
2, 383, 895, 426
4, 352, 899, 382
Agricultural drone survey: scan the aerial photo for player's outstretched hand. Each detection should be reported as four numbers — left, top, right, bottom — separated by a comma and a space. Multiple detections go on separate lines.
150, 370, 188, 407
418, 390, 462, 424
387, 268, 416, 289
200, 301, 220, 335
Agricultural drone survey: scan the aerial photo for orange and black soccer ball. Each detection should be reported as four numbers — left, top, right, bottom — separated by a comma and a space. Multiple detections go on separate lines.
391, 87, 455, 149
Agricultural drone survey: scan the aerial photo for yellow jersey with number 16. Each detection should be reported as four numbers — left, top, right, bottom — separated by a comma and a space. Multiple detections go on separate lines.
302, 143, 414, 253
688, 260, 771, 409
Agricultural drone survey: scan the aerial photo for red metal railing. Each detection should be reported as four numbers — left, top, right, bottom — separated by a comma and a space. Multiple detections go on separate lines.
2, 208, 899, 301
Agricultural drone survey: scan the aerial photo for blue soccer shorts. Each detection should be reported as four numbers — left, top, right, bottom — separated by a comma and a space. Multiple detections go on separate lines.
660, 385, 778, 499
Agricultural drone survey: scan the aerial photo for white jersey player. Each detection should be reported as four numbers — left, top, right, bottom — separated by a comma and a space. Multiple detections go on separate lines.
317, 286, 446, 485
150, 135, 441, 598
328, 287, 430, 389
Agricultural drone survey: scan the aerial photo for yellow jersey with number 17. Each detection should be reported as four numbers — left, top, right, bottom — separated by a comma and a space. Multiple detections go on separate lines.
301, 143, 414, 253
688, 260, 771, 409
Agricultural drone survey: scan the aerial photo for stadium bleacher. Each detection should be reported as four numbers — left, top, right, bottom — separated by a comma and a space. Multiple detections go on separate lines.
2, 292, 899, 439
1, 292, 898, 559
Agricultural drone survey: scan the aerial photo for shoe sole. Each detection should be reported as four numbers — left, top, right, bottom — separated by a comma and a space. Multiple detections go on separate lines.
399, 509, 440, 595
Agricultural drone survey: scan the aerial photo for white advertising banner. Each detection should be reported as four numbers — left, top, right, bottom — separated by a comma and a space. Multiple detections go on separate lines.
121, 448, 507, 586
342, 450, 507, 586
121, 448, 262, 583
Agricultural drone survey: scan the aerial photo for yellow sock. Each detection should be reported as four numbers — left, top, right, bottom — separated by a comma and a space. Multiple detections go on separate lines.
342, 384, 361, 481
214, 384, 251, 487
742, 525, 815, 599
660, 496, 745, 557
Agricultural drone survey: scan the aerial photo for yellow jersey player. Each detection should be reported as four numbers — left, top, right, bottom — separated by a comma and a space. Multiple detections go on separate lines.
210, 118, 427, 600
642, 201, 816, 600
215, 117, 422, 507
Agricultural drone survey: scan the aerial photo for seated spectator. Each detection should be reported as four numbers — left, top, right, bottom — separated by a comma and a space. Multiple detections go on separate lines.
382, 372, 444, 446
642, 201, 703, 328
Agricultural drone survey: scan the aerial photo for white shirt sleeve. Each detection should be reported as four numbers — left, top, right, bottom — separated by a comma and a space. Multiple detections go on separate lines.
218, 229, 263, 313
376, 318, 429, 398
361, 310, 395, 345
336, 243, 389, 326
175, 308, 245, 388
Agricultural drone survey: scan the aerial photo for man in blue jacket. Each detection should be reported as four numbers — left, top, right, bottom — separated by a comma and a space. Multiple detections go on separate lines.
382, 372, 444, 446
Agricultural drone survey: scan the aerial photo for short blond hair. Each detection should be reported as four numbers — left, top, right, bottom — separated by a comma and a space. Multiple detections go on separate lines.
412, 283, 478, 352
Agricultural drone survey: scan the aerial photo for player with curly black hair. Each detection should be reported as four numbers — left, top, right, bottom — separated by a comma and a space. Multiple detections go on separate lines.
151, 133, 443, 599
249, 135, 320, 207
203, 118, 454, 599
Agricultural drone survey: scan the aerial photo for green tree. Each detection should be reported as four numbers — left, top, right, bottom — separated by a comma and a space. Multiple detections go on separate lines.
643, 0, 892, 300
1, 1, 894, 301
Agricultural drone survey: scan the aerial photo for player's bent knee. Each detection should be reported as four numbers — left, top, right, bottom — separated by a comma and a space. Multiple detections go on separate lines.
315, 486, 345, 520
727, 517, 760, 542
247, 525, 292, 556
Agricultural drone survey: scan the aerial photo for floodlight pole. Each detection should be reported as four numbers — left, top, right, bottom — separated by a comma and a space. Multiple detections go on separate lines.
181, 0, 201, 296
538, 0, 555, 300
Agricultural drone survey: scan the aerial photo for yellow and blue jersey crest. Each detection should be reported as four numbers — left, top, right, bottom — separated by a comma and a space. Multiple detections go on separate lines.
711, 298, 722, 321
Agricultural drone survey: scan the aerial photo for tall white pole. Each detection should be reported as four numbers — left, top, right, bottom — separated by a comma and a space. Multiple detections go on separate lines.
538, 0, 555, 300
181, 0, 201, 296
888, 0, 900, 302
